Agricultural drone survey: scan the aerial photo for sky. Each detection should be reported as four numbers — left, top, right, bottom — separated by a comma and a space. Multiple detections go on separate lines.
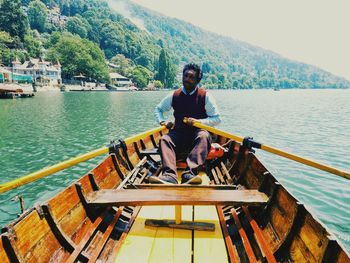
130, 0, 350, 81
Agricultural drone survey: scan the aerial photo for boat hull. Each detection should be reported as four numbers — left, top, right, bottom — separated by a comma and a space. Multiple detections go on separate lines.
0, 128, 349, 262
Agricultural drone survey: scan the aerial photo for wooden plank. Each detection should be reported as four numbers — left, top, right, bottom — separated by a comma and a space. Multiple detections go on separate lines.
220, 162, 232, 183
215, 166, 226, 184
231, 208, 257, 263
114, 206, 163, 263
59, 203, 88, 240
143, 136, 155, 149
107, 206, 142, 260
13, 210, 51, 255
216, 206, 240, 262
132, 184, 238, 190
211, 168, 220, 184
145, 219, 214, 231
66, 211, 108, 263
193, 173, 228, 263
91, 156, 118, 185
88, 208, 123, 262
0, 235, 13, 263
242, 206, 277, 263
87, 189, 268, 207
148, 205, 192, 263
27, 229, 64, 263
172, 206, 193, 263
297, 214, 328, 260
48, 185, 81, 221
194, 206, 228, 263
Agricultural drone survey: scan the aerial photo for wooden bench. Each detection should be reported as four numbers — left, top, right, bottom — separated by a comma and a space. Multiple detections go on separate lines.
84, 186, 268, 232
85, 188, 269, 207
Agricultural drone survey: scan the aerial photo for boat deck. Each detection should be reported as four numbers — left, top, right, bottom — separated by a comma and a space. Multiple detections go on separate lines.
114, 172, 228, 263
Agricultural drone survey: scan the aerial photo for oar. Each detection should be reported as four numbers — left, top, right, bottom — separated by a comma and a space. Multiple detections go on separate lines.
0, 126, 166, 194
186, 119, 350, 180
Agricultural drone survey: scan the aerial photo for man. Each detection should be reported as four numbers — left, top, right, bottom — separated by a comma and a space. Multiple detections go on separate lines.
150, 63, 221, 184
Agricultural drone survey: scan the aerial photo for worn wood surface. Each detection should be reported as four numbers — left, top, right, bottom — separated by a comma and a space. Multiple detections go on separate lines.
194, 205, 228, 263
131, 184, 238, 190
147, 205, 192, 263
217, 206, 240, 262
87, 189, 268, 207
113, 206, 164, 263
193, 173, 228, 263
242, 206, 277, 263
11, 210, 62, 262
231, 208, 257, 262
88, 208, 123, 262
0, 235, 13, 263
145, 219, 215, 231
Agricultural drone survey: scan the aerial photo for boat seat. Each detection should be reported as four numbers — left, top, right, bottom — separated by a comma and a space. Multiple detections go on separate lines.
140, 143, 226, 168
84, 187, 268, 207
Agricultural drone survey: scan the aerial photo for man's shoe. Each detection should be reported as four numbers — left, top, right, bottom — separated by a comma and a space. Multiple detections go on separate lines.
181, 173, 202, 185
148, 174, 178, 184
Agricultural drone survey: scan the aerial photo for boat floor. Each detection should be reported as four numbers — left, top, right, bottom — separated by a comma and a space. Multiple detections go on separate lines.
114, 171, 229, 263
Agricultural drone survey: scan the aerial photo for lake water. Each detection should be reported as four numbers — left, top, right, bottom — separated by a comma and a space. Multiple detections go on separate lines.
0, 89, 349, 252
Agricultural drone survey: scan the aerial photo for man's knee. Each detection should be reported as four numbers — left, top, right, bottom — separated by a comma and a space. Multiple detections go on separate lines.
196, 130, 211, 142
160, 134, 173, 146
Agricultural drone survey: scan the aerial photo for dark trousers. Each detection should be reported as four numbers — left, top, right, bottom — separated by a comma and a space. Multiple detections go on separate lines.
159, 129, 212, 179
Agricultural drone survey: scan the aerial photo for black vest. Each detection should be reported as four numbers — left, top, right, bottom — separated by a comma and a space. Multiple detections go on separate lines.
172, 87, 207, 131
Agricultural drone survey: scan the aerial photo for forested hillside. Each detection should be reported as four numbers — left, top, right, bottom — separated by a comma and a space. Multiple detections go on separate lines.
128, 1, 349, 89
0, 0, 349, 88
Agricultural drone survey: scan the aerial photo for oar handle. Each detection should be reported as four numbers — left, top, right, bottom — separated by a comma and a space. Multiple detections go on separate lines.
0, 147, 109, 194
189, 120, 350, 180
260, 144, 350, 179
0, 126, 167, 194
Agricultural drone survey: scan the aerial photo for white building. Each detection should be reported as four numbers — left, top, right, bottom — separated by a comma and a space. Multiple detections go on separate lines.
109, 72, 133, 87
12, 57, 62, 85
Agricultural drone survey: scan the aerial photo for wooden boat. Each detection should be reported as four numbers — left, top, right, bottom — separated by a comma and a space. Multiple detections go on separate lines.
0, 126, 349, 262
0, 87, 34, 99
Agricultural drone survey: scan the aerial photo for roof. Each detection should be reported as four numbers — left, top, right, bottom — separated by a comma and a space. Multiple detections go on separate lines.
12, 58, 60, 72
109, 72, 129, 79
0, 67, 11, 74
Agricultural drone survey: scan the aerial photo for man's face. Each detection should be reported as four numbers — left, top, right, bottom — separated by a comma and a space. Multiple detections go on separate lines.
183, 69, 198, 91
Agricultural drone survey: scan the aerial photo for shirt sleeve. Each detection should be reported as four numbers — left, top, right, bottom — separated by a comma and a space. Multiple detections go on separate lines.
199, 92, 221, 126
154, 92, 173, 123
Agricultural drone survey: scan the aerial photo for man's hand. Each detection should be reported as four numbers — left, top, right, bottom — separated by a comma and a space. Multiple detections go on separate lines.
160, 121, 174, 129
185, 117, 199, 126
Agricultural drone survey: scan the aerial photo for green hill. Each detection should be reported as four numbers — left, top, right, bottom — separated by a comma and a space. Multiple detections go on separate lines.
1, 0, 349, 89
126, 0, 349, 89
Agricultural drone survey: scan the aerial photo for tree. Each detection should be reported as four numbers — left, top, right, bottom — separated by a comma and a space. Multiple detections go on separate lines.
153, 80, 163, 89
0, 0, 28, 40
0, 31, 12, 64
28, 0, 48, 33
48, 34, 110, 83
66, 16, 91, 39
132, 65, 151, 88
99, 22, 127, 58
1, 49, 28, 66
135, 51, 153, 70
110, 54, 133, 77
156, 48, 177, 88
156, 49, 167, 84
0, 31, 13, 47
24, 31, 42, 57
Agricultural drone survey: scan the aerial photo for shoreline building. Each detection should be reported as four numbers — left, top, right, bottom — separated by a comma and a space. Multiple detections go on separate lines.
109, 72, 133, 87
11, 57, 62, 86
